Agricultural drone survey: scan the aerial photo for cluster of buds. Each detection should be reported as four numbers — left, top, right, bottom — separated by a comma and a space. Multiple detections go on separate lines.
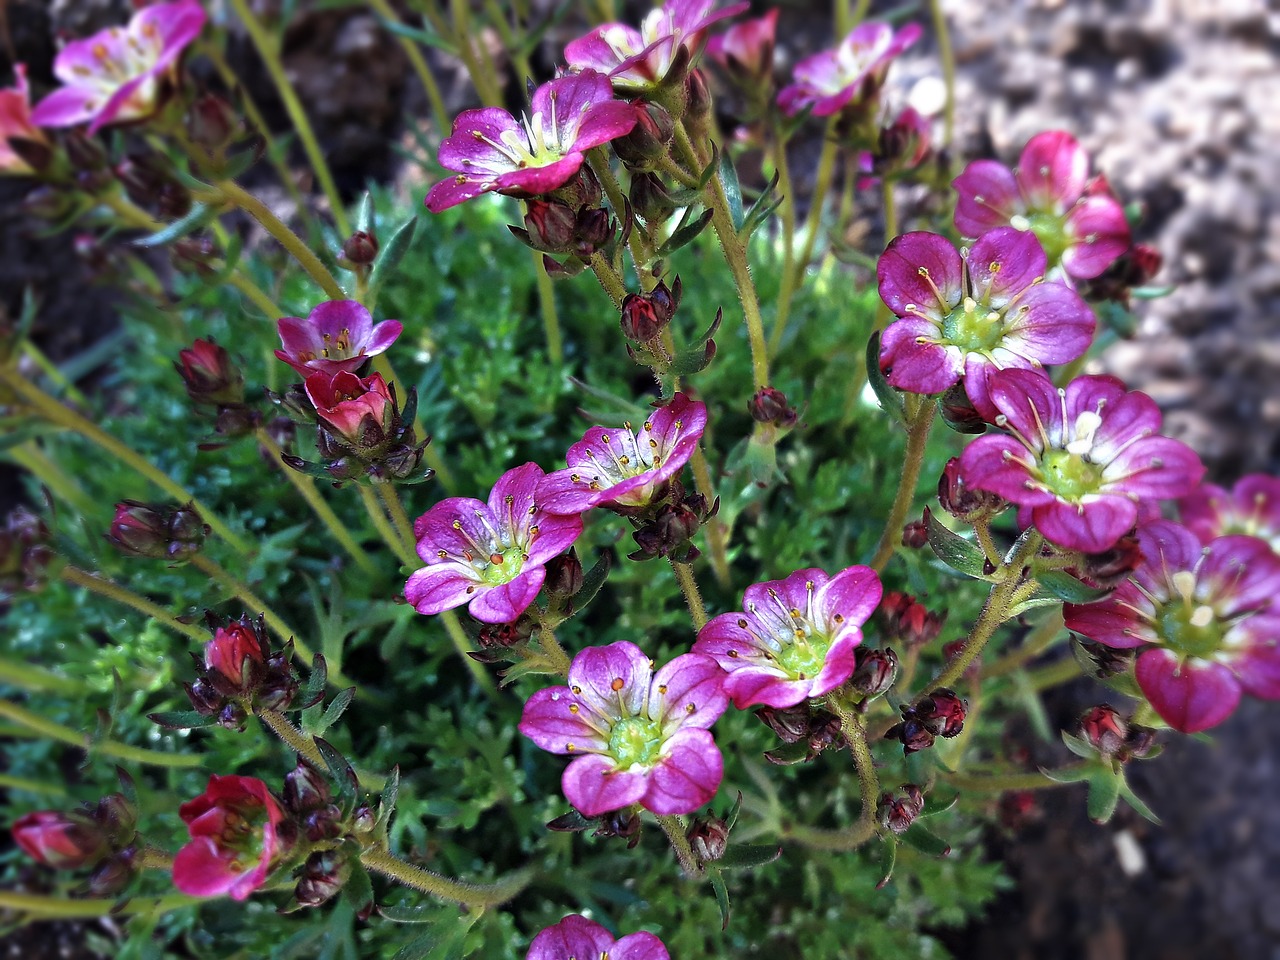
757, 703, 845, 764
12, 788, 140, 896
547, 807, 643, 849
0, 507, 56, 599
169, 614, 303, 730
849, 645, 899, 700
937, 458, 1006, 523
628, 479, 718, 564
877, 783, 925, 835
512, 180, 617, 268
175, 338, 260, 439
106, 500, 207, 562
878, 591, 945, 648
885, 689, 967, 754
115, 151, 191, 219
1077, 705, 1157, 765
686, 811, 730, 862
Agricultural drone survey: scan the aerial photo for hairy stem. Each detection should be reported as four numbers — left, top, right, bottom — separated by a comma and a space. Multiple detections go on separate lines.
0, 654, 85, 696
869, 398, 938, 572
0, 699, 202, 768
360, 847, 532, 907
687, 445, 731, 588
0, 891, 197, 920
944, 767, 1080, 793
655, 814, 703, 879
670, 559, 708, 632
61, 565, 208, 643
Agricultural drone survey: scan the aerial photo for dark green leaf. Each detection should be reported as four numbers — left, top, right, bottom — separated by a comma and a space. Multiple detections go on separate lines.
147, 709, 216, 730
314, 736, 358, 799
1118, 777, 1160, 823
1085, 769, 1122, 823
709, 870, 730, 930
876, 834, 897, 889
131, 203, 218, 248
898, 823, 950, 857
1061, 730, 1099, 761
379, 900, 443, 924
391, 932, 443, 960
763, 740, 812, 765
296, 654, 328, 711
716, 843, 782, 870
656, 207, 714, 258
376, 17, 456, 53
741, 171, 782, 238
925, 509, 993, 580
341, 859, 374, 915
305, 686, 355, 736
569, 549, 612, 616
367, 214, 419, 308
375, 765, 400, 835
1033, 570, 1113, 604
723, 791, 743, 831
865, 331, 907, 428
718, 150, 744, 231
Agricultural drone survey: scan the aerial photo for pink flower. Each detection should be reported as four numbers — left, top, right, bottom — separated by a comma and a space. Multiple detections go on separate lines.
777, 21, 921, 118
953, 131, 1131, 280
406, 463, 584, 624
0, 65, 47, 174
520, 641, 728, 816
856, 106, 931, 189
565, 0, 748, 93
12, 811, 108, 869
537, 392, 707, 515
425, 70, 638, 212
304, 370, 394, 445
957, 369, 1204, 553
1064, 520, 1280, 732
706, 8, 779, 81
1179, 475, 1280, 553
203, 619, 268, 694
693, 566, 882, 709
527, 915, 670, 960
275, 300, 403, 377
173, 775, 289, 901
31, 0, 206, 133
877, 228, 1096, 416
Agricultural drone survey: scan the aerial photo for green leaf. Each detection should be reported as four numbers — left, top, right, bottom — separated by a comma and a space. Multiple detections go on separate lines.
667, 339, 717, 376
296, 654, 329, 711
314, 736, 358, 798
1117, 777, 1160, 823
655, 206, 714, 258
876, 834, 897, 889
304, 686, 355, 736
375, 764, 400, 835
131, 202, 218, 248
1033, 570, 1113, 604
920, 789, 959, 818
898, 823, 951, 857
376, 17, 456, 53
1085, 769, 1122, 823
341, 858, 374, 916
763, 740, 812, 765
147, 709, 216, 730
716, 843, 782, 870
356, 191, 374, 235
709, 870, 731, 930
718, 150, 744, 231
569, 549, 612, 617
391, 932, 443, 960
925, 509, 993, 580
723, 791, 743, 831
367, 214, 419, 308
1061, 730, 1099, 761
865, 331, 907, 428
741, 171, 782, 239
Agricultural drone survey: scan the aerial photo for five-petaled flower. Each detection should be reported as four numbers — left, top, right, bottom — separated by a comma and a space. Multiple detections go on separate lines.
1179, 474, 1280, 554
172, 774, 289, 901
0, 65, 47, 175
520, 640, 728, 816
1064, 520, 1280, 732
31, 0, 206, 133
877, 227, 1096, 417
565, 0, 748, 94
425, 70, 638, 212
537, 392, 708, 515
953, 130, 1131, 280
777, 20, 921, 118
957, 369, 1204, 553
304, 370, 395, 446
406, 463, 584, 623
275, 301, 403, 378
527, 915, 670, 960
692, 566, 882, 709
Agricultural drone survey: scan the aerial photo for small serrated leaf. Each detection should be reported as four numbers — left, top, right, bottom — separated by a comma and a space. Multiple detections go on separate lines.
305, 687, 355, 736
375, 765, 401, 835
1117, 777, 1160, 823
314, 736, 358, 799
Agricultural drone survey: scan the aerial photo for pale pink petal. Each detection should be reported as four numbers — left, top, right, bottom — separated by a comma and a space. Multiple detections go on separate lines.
469, 567, 544, 623
1016, 131, 1089, 212
519, 687, 611, 754
404, 565, 479, 616
954, 160, 1022, 236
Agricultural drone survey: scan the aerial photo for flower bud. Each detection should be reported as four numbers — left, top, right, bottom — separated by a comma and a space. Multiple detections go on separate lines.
1072, 534, 1143, 590
683, 69, 713, 136
901, 514, 928, 548
515, 199, 578, 253
106, 501, 208, 561
341, 229, 379, 267
915, 688, 966, 738
1124, 724, 1158, 760
938, 457, 1006, 520
805, 711, 845, 756
295, 850, 349, 908
850, 646, 899, 698
630, 501, 701, 560
283, 760, 332, 817
629, 171, 677, 223
748, 387, 798, 428
594, 809, 642, 847
0, 507, 54, 600
64, 131, 106, 171
11, 811, 107, 869
87, 848, 137, 896
686, 814, 729, 862
94, 793, 137, 847
22, 185, 77, 221
939, 383, 988, 434
1128, 244, 1161, 285
884, 717, 935, 754
877, 784, 924, 835
755, 704, 812, 744
187, 93, 237, 155
1079, 704, 1128, 759
619, 278, 680, 343
574, 206, 614, 254
613, 102, 675, 169
352, 805, 377, 835
878, 591, 945, 647
544, 548, 585, 600
176, 338, 245, 407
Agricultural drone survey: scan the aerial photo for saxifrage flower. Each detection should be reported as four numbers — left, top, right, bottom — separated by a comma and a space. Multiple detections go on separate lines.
12, 811, 109, 869
1, 65, 47, 175
565, 0, 748, 93
705, 7, 779, 85
173, 774, 289, 901
304, 370, 394, 447
877, 228, 1096, 416
777, 20, 921, 118
406, 463, 583, 623
1064, 520, 1280, 732
1178, 474, 1280, 553
953, 130, 1131, 280
528, 915, 670, 960
693, 566, 882, 709
31, 0, 206, 133
537, 392, 707, 515
275, 301, 403, 377
520, 641, 728, 816
425, 70, 637, 212
957, 369, 1204, 552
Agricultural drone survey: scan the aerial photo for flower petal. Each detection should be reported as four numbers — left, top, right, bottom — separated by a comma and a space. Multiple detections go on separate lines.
880, 316, 962, 395
1062, 195, 1131, 279
1135, 647, 1240, 733
968, 227, 1047, 305
519, 686, 611, 755
568, 641, 651, 717
877, 231, 963, 322
1032, 495, 1137, 553
643, 728, 723, 815
612, 931, 672, 960
1016, 130, 1089, 212
527, 916, 616, 960
648, 653, 727, 731
404, 564, 479, 616
468, 567, 544, 623
953, 159, 1022, 236
563, 753, 648, 816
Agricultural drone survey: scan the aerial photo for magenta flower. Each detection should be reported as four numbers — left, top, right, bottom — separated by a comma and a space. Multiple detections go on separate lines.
520, 641, 728, 816
528, 915, 670, 960
877, 228, 1096, 416
537, 393, 707, 515
692, 566, 882, 709
953, 131, 1131, 280
173, 775, 289, 901
304, 370, 394, 445
565, 0, 748, 93
0, 65, 47, 175
275, 301, 403, 377
957, 369, 1204, 553
12, 811, 108, 870
706, 8, 779, 81
777, 20, 921, 118
31, 0, 206, 133
425, 70, 637, 213
1064, 520, 1280, 732
1179, 475, 1280, 553
406, 463, 583, 624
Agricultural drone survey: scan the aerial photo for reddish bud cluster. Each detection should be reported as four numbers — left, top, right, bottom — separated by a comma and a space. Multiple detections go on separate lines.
0, 507, 56, 599
878, 591, 945, 648
620, 277, 681, 343
173, 614, 301, 729
757, 703, 846, 763
107, 500, 208, 562
885, 689, 967, 754
938, 457, 1005, 521
748, 386, 798, 429
12, 790, 139, 894
628, 480, 717, 563
877, 783, 924, 834
1078, 705, 1157, 763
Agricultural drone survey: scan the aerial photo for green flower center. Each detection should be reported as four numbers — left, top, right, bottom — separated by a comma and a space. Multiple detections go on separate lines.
1011, 210, 1069, 266
608, 716, 664, 769
1157, 601, 1223, 660
479, 545, 525, 585
1037, 449, 1103, 502
941, 295, 1006, 353
773, 630, 832, 682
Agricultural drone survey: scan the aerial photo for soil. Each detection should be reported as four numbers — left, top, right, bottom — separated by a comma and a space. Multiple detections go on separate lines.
2, 1, 1278, 958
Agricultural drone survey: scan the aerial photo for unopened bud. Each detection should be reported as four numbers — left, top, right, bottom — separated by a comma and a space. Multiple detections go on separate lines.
630, 501, 700, 560
295, 851, 348, 908
476, 615, 536, 649
755, 704, 812, 744
915, 688, 966, 738
748, 386, 798, 428
1079, 704, 1128, 759
938, 458, 1005, 520
877, 784, 924, 835
574, 206, 614, 254
629, 171, 677, 223
613, 102, 675, 169
901, 514, 928, 548
683, 69, 713, 132
878, 591, 945, 647
884, 717, 935, 754
11, 811, 107, 869
64, 131, 106, 171
850, 646, 898, 698
544, 549, 584, 600
187, 94, 237, 154
86, 849, 136, 896
938, 383, 988, 434
686, 814, 729, 862
1073, 534, 1143, 589
176, 338, 244, 406
106, 501, 208, 561
594, 809, 642, 847
341, 230, 379, 267
515, 199, 577, 253
283, 760, 332, 816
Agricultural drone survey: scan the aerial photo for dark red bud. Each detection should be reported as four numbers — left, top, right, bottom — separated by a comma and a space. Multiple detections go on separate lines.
283, 760, 332, 815
755, 704, 812, 744
686, 814, 729, 862
544, 548, 584, 599
748, 386, 798, 427
938, 383, 988, 434
915, 688, 966, 738
176, 338, 244, 406
614, 102, 675, 169
341, 230, 379, 267
628, 171, 676, 223
938, 457, 1006, 520
901, 515, 929, 548
1079, 704, 1128, 759
877, 783, 925, 834
521, 199, 578, 253
187, 94, 237, 153
106, 501, 208, 561
850, 646, 899, 698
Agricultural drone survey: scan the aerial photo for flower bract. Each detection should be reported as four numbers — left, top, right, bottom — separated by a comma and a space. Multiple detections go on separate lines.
172, 774, 289, 901
519, 641, 728, 816
275, 301, 403, 377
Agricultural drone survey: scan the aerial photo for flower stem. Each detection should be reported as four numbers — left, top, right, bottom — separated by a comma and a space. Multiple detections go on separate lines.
378, 483, 417, 557
226, 0, 351, 236
687, 445, 731, 588
535, 614, 572, 677
135, 845, 175, 872
654, 814, 703, 879
257, 430, 379, 576
924, 531, 1044, 694
1025, 656, 1082, 693
929, 0, 957, 152
442, 608, 500, 697
0, 773, 68, 796
828, 694, 880, 830
0, 891, 197, 920
0, 698, 202, 769
0, 368, 251, 556
365, 0, 451, 136
257, 708, 328, 772
215, 178, 345, 300
589, 251, 627, 308
60, 565, 208, 644
670, 559, 708, 632
360, 847, 533, 908
7, 441, 96, 517
531, 248, 563, 365
944, 766, 1080, 793
19, 339, 86, 405
359, 485, 416, 567
446, 0, 505, 108
227, 268, 283, 318
0, 654, 85, 696
187, 553, 309, 660
869, 397, 937, 572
